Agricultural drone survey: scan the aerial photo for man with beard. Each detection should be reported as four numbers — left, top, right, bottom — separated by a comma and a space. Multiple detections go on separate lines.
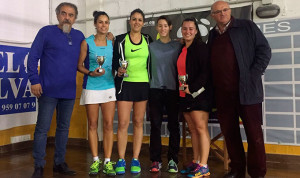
27, 2, 84, 178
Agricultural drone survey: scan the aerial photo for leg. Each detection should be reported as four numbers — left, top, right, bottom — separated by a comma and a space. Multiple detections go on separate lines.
132, 100, 147, 159
149, 89, 163, 163
54, 98, 75, 165
190, 111, 210, 165
86, 104, 100, 158
240, 103, 266, 177
165, 90, 180, 163
33, 96, 57, 167
101, 101, 116, 159
184, 112, 200, 162
117, 101, 133, 159
216, 91, 246, 173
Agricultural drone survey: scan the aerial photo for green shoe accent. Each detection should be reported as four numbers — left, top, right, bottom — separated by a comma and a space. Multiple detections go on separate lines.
89, 160, 101, 175
168, 159, 178, 173
130, 159, 141, 174
115, 159, 126, 175
103, 161, 116, 176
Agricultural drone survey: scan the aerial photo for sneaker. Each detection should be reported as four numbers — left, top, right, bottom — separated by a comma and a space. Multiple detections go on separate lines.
115, 159, 126, 175
89, 160, 101, 175
130, 159, 141, 174
103, 161, 116, 176
168, 159, 178, 173
187, 164, 210, 178
180, 161, 197, 174
149, 161, 162, 173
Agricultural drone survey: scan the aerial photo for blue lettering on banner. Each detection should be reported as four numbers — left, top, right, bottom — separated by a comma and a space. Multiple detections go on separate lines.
0, 45, 36, 115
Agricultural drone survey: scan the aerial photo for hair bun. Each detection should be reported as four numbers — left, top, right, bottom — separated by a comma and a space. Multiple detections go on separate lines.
93, 11, 98, 17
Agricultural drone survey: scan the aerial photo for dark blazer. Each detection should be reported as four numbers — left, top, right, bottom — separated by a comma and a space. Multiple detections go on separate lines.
184, 39, 213, 102
207, 18, 271, 105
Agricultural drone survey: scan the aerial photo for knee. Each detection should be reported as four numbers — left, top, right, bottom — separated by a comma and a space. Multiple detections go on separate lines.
88, 120, 98, 131
35, 123, 51, 134
188, 126, 197, 135
103, 121, 113, 132
118, 120, 129, 131
167, 122, 179, 130
150, 119, 161, 130
248, 133, 264, 146
219, 124, 236, 137
133, 119, 144, 128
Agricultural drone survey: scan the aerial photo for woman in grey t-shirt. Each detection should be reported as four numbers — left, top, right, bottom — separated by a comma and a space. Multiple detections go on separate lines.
148, 15, 181, 173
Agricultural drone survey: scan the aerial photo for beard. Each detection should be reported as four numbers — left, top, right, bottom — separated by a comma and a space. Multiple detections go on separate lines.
62, 23, 71, 33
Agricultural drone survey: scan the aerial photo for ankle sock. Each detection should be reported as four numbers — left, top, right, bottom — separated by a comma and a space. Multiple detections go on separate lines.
93, 156, 99, 162
200, 164, 208, 168
104, 158, 110, 165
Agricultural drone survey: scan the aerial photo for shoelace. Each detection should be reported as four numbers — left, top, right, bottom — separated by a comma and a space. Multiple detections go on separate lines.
191, 164, 201, 173
169, 160, 176, 167
151, 162, 159, 168
185, 162, 195, 170
106, 162, 114, 170
131, 160, 140, 166
116, 160, 125, 167
90, 161, 99, 169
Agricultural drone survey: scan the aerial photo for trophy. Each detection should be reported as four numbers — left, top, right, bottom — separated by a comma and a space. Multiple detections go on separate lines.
178, 74, 188, 91
120, 60, 129, 77
96, 56, 105, 72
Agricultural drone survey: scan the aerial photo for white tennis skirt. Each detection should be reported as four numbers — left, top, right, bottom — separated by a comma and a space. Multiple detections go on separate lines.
80, 88, 116, 105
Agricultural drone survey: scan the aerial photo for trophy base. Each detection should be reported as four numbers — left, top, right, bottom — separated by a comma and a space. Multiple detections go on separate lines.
98, 68, 103, 73
179, 86, 186, 91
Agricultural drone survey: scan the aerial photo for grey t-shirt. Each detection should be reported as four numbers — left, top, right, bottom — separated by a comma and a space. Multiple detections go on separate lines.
149, 39, 181, 90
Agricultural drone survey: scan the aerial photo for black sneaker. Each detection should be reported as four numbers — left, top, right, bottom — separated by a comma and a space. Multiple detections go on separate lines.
53, 162, 76, 176
32, 166, 43, 178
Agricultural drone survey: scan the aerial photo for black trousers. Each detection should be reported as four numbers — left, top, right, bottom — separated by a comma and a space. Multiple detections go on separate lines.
149, 89, 180, 163
215, 90, 266, 178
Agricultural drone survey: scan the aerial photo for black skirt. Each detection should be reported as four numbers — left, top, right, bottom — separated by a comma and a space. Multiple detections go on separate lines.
116, 81, 149, 101
179, 94, 212, 112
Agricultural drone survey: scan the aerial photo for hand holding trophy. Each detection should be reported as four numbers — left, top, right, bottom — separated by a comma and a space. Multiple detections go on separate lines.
120, 60, 129, 77
96, 55, 105, 73
178, 74, 188, 91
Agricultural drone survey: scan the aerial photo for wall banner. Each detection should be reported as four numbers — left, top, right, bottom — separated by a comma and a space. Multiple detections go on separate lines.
0, 44, 37, 130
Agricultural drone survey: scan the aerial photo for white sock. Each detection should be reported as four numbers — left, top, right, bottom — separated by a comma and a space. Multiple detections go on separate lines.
104, 158, 110, 165
93, 156, 99, 162
200, 164, 208, 168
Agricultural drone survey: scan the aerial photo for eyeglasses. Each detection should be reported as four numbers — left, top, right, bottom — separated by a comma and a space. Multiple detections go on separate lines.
67, 34, 72, 46
212, 8, 231, 15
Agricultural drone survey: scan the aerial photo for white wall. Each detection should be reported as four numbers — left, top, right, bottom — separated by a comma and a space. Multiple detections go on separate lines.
0, 0, 49, 47
85, 0, 215, 37
2, 0, 300, 45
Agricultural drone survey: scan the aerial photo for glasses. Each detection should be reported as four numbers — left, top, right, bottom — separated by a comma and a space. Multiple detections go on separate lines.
212, 8, 231, 15
67, 34, 72, 46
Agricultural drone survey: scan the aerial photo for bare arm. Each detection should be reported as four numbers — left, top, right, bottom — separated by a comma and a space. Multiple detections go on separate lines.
77, 40, 105, 77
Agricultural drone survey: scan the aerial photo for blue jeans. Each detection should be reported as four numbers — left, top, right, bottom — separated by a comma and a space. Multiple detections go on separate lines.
33, 95, 75, 167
